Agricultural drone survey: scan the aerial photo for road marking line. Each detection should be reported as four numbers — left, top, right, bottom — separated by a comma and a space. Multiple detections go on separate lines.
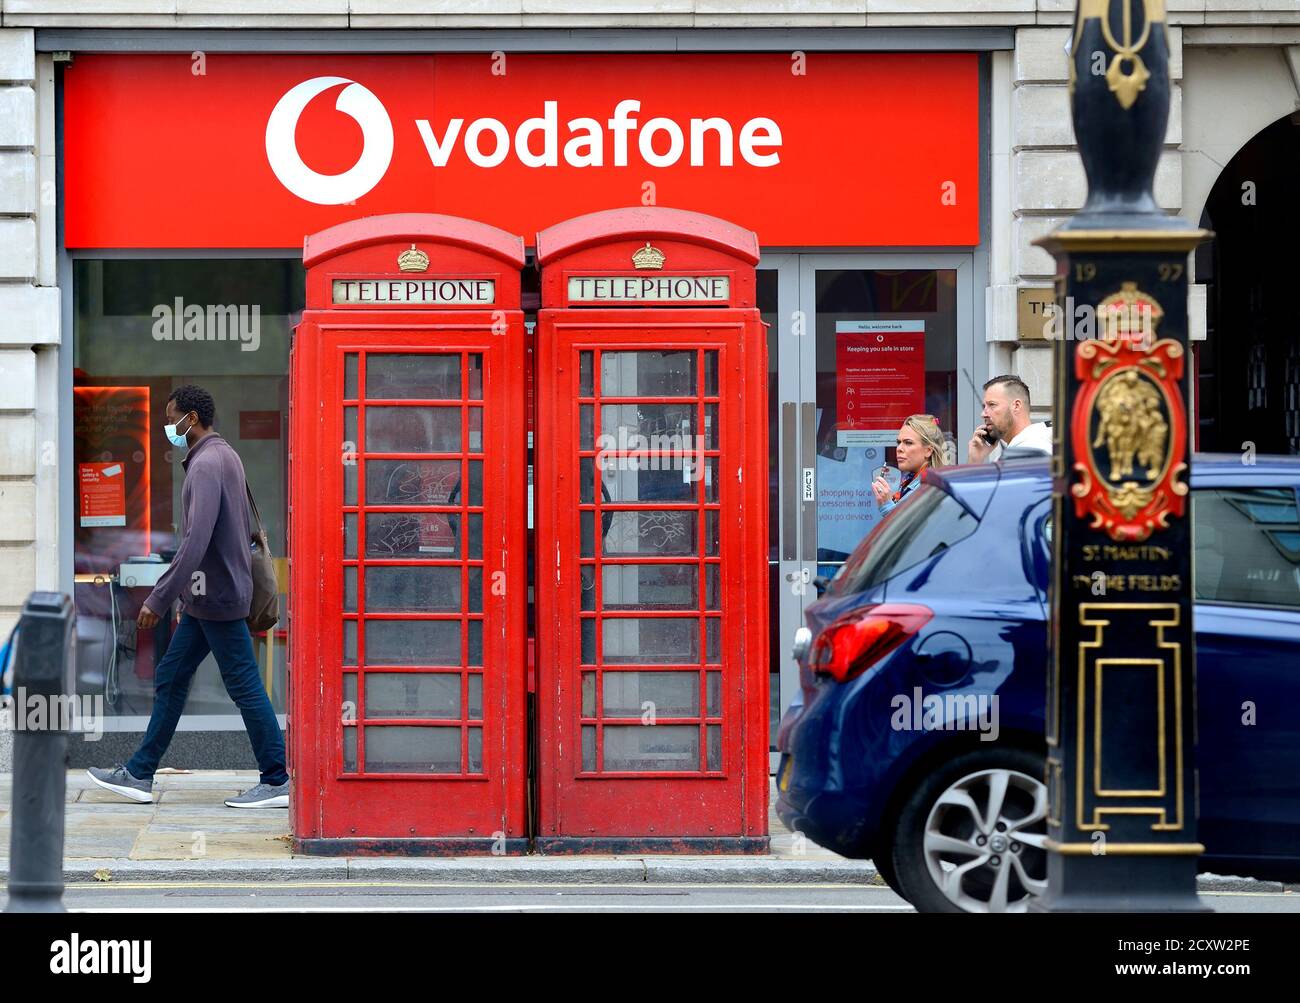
68, 904, 916, 913
61, 880, 896, 892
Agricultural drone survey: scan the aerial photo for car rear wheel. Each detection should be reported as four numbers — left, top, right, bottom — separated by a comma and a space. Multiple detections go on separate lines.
890, 746, 1049, 913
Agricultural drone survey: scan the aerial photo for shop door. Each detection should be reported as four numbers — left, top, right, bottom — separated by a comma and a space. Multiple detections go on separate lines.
768, 254, 975, 759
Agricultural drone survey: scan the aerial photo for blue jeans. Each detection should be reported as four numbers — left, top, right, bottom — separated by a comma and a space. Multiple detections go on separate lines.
127, 613, 288, 786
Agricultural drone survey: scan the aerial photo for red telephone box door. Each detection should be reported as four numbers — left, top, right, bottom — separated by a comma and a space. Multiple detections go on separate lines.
290, 215, 527, 854
535, 209, 769, 852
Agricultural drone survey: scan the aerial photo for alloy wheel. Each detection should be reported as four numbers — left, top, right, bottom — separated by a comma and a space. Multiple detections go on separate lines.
922, 767, 1049, 913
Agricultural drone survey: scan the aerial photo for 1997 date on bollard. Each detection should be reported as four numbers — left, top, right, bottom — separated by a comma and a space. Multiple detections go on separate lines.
1118, 940, 1251, 953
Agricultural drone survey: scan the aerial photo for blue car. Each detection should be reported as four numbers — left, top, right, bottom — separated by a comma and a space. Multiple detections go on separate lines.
775, 454, 1300, 913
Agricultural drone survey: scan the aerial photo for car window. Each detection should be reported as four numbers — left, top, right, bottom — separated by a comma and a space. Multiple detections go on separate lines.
832, 483, 980, 595
1192, 487, 1300, 608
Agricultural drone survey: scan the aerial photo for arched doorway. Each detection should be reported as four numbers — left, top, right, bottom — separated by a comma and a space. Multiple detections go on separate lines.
1197, 112, 1300, 456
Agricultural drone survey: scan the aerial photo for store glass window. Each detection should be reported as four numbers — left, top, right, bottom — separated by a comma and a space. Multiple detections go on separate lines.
72, 258, 303, 719
813, 268, 959, 577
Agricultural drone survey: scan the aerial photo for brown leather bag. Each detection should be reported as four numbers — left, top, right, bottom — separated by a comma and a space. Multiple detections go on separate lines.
245, 483, 280, 633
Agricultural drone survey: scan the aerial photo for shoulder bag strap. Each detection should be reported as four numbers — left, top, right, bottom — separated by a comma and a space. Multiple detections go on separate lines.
245, 481, 267, 539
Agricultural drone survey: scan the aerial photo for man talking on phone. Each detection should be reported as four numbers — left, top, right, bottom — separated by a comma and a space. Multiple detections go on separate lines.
967, 374, 1052, 462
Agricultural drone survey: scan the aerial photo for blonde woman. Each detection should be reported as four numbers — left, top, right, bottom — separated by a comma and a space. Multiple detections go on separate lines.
872, 413, 948, 516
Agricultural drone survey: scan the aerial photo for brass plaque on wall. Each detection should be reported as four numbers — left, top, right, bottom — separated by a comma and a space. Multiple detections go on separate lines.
1017, 287, 1056, 340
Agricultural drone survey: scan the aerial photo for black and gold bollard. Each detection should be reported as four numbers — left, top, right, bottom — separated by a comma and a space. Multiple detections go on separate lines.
1032, 0, 1210, 912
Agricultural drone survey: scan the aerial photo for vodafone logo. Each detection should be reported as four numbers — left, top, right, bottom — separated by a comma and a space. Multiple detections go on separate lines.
265, 76, 394, 205
265, 76, 784, 205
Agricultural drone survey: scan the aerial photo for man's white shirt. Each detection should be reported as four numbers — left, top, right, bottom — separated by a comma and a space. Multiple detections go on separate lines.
985, 420, 1053, 460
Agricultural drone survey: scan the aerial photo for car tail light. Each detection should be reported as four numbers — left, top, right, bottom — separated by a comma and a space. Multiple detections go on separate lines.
811, 604, 933, 684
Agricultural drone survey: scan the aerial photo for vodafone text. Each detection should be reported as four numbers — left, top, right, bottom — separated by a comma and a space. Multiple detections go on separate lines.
415, 100, 782, 169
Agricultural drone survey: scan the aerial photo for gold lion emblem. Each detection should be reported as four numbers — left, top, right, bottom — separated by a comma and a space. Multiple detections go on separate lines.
1092, 370, 1168, 482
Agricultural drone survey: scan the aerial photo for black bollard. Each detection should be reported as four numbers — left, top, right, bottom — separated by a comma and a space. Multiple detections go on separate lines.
5, 592, 76, 913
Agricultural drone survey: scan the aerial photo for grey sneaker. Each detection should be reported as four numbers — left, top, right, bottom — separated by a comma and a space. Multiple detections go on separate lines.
225, 781, 289, 809
86, 765, 154, 804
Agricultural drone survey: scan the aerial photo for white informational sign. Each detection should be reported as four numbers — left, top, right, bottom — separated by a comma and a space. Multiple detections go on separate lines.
835, 319, 926, 447
838, 428, 897, 447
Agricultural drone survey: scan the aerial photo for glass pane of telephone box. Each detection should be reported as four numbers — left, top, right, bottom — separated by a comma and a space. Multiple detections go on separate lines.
601, 511, 697, 556
602, 617, 699, 664
364, 566, 460, 612
467, 619, 483, 666
344, 354, 358, 399
581, 725, 597, 771
467, 673, 482, 719
601, 564, 698, 610
366, 407, 460, 453
366, 513, 458, 558
343, 727, 358, 772
364, 725, 460, 773
366, 353, 460, 400
467, 354, 483, 400
363, 619, 461, 666
602, 725, 699, 772
367, 459, 461, 505
600, 351, 696, 397
602, 671, 699, 717
468, 727, 483, 772
600, 403, 695, 440
365, 672, 461, 718
599, 463, 695, 503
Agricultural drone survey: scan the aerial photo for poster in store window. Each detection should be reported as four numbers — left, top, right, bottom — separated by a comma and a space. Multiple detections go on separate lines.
72, 386, 151, 562
815, 410, 884, 560
78, 462, 127, 527
835, 320, 926, 447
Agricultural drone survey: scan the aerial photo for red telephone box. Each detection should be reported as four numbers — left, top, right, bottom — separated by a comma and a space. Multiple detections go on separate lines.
289, 214, 527, 854
534, 207, 769, 852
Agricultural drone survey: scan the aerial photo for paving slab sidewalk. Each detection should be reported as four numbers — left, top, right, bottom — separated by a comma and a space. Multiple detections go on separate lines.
0, 771, 1290, 893
0, 770, 878, 885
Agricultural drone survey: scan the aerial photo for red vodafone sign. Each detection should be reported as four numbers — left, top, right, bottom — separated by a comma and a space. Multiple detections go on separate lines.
63, 53, 979, 248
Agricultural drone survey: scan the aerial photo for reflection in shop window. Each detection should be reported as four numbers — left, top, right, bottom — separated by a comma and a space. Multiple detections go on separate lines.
72, 258, 301, 718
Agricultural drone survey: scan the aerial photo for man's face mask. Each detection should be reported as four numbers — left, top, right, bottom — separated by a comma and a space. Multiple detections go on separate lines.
165, 412, 195, 449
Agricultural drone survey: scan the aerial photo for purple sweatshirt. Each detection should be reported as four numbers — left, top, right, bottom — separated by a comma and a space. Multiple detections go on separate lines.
145, 434, 253, 621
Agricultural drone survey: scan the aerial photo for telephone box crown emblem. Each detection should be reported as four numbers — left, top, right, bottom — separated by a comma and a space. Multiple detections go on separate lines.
632, 242, 666, 270
398, 244, 430, 272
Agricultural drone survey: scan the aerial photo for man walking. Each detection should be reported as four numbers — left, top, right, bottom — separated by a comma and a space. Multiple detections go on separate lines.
967, 374, 1053, 462
88, 385, 289, 808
